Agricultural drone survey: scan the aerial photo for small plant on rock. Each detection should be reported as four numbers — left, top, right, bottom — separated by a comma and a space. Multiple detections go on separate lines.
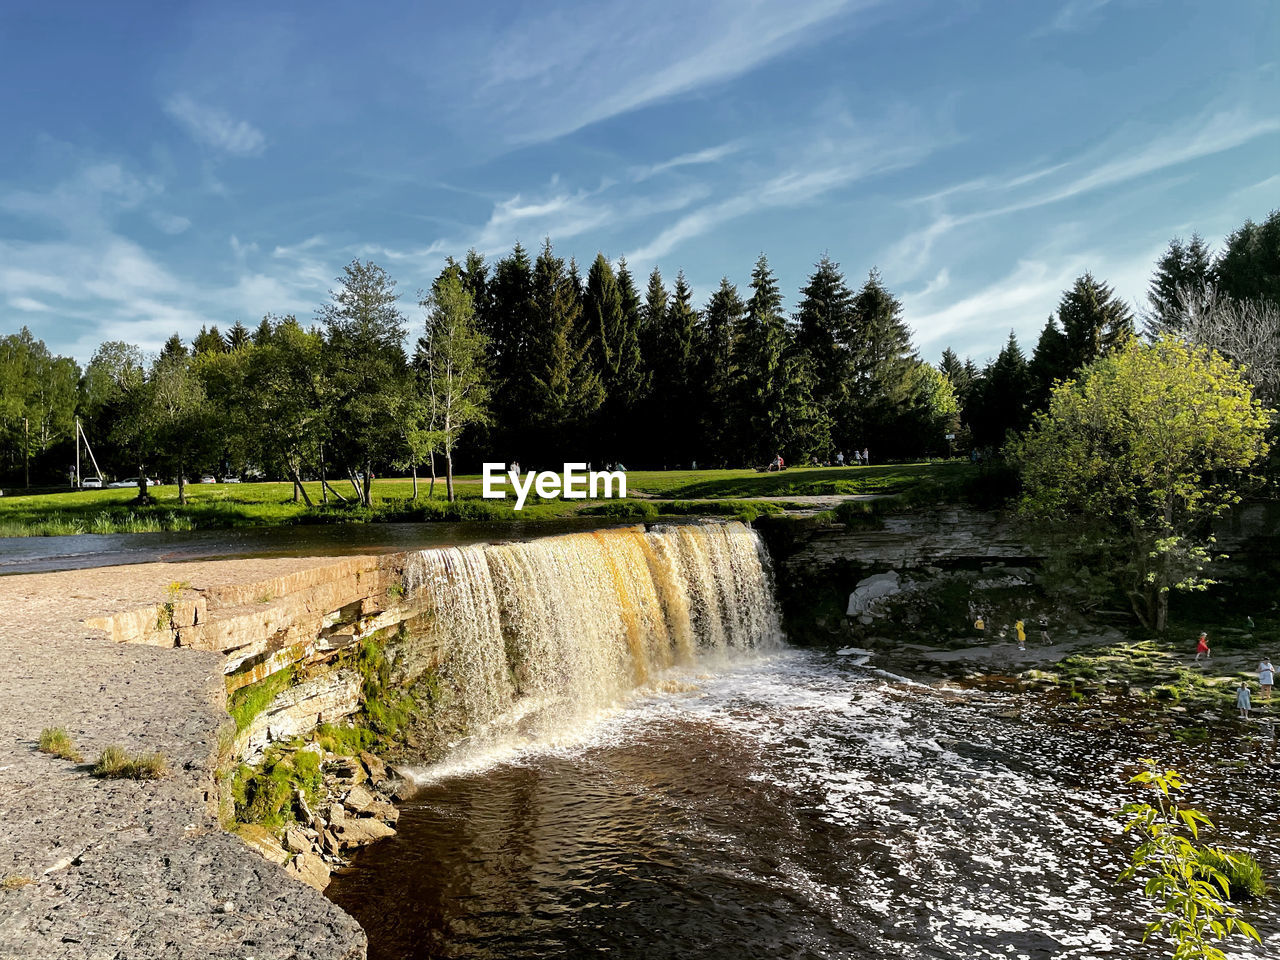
1120, 760, 1263, 959
92, 745, 168, 780
37, 727, 83, 763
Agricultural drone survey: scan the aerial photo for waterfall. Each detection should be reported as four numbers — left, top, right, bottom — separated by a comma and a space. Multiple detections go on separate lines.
402, 521, 783, 741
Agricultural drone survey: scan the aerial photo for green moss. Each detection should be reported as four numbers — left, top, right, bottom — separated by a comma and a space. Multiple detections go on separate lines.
227, 667, 296, 733
232, 747, 326, 831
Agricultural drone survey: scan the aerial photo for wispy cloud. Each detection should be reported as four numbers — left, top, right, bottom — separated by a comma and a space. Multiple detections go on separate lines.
885, 106, 1280, 281
1037, 0, 1114, 35
631, 141, 744, 181
479, 0, 874, 143
164, 94, 266, 156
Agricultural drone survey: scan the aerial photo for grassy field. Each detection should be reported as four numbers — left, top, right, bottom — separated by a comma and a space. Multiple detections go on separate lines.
0, 461, 972, 537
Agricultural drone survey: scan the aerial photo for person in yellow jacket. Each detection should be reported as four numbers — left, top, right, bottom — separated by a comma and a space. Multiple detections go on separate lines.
1015, 619, 1026, 651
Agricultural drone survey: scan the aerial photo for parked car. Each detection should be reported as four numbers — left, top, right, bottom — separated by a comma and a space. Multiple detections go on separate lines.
107, 477, 160, 489
222, 476, 242, 483
199, 476, 217, 484
81, 477, 103, 489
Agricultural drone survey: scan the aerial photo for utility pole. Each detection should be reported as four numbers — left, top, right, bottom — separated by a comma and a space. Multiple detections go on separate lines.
75, 416, 81, 488
23, 417, 29, 489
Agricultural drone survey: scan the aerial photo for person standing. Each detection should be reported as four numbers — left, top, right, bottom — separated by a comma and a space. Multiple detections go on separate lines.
836, 451, 845, 467
1238, 681, 1253, 719
1015, 618, 1026, 652
862, 447, 870, 465
1260, 658, 1274, 700
1195, 632, 1211, 661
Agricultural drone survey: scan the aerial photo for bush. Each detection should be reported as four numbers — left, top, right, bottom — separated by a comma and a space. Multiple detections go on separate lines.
581, 500, 658, 521
1198, 849, 1268, 900
37, 727, 83, 763
92, 746, 167, 780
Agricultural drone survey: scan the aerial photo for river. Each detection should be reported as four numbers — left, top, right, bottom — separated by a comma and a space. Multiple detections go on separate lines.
327, 647, 1279, 959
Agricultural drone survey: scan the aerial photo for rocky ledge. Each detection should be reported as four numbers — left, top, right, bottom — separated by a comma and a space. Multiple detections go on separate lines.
0, 558, 375, 960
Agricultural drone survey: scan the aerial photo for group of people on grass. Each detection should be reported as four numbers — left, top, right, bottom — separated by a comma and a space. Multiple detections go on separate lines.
1196, 631, 1274, 719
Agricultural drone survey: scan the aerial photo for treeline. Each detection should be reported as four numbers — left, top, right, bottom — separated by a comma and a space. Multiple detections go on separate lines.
937, 209, 1280, 450
2, 208, 1277, 495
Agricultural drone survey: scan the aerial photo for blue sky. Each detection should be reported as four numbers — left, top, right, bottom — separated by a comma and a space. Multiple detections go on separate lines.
1, 0, 1277, 366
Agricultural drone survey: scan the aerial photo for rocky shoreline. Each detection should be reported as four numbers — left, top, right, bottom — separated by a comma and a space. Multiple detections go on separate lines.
0, 558, 372, 960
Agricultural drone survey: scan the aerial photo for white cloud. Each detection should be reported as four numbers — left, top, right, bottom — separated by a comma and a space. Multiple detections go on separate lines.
479, 0, 876, 143
9, 296, 52, 313
1038, 0, 1114, 35
164, 94, 266, 156
631, 141, 744, 181
151, 211, 191, 235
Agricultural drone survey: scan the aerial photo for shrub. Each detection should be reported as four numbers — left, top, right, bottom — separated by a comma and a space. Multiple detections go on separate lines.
37, 727, 83, 763
1198, 849, 1268, 900
92, 745, 167, 780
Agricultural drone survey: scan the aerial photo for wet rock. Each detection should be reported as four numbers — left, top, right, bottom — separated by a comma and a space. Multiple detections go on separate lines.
846, 571, 901, 617
366, 800, 400, 824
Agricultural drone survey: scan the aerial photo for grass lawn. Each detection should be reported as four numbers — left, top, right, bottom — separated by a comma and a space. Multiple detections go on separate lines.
0, 461, 970, 537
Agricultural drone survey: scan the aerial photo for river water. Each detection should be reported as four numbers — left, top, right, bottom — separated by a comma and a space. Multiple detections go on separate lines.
326, 647, 1280, 959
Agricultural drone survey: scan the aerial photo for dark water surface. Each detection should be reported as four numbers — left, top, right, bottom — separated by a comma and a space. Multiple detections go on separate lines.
0, 518, 620, 575
327, 649, 1279, 960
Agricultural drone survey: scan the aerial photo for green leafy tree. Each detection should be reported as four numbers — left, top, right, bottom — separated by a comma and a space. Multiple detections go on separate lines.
148, 352, 210, 504
419, 270, 490, 501
1011, 336, 1270, 631
319, 259, 409, 505
1120, 761, 1262, 959
0, 329, 80, 483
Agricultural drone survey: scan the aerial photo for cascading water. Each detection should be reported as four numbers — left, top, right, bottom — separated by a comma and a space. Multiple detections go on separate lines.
401, 521, 782, 747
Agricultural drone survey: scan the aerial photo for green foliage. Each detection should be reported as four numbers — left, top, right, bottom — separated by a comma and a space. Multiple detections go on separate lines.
92, 745, 167, 780
232, 748, 324, 830
314, 722, 377, 756
37, 727, 83, 763
1119, 761, 1262, 959
227, 667, 296, 733
1196, 849, 1267, 901
1012, 337, 1271, 631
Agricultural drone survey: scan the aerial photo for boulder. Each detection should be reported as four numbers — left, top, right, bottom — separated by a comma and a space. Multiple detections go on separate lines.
285, 851, 331, 891
359, 750, 387, 783
366, 800, 400, 824
846, 571, 901, 617
284, 826, 311, 855
343, 784, 377, 815
333, 816, 396, 848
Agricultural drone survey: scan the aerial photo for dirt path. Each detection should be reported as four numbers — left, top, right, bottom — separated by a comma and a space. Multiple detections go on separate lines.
0, 558, 365, 960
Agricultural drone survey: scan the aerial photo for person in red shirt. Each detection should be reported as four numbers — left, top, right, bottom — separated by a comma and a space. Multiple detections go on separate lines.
1195, 632, 1211, 661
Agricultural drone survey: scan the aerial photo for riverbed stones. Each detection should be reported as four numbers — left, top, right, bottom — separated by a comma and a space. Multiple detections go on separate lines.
343, 783, 377, 814
285, 825, 311, 854
360, 749, 387, 782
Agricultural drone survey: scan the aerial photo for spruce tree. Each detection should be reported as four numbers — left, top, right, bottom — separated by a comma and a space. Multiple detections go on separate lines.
226, 321, 251, 351
649, 271, 700, 464
192, 325, 225, 355
1216, 210, 1280, 305
1027, 315, 1072, 409
737, 254, 792, 464
795, 255, 856, 440
525, 239, 603, 457
1057, 272, 1133, 369
1147, 234, 1214, 331
698, 278, 746, 465
848, 269, 917, 457
969, 332, 1032, 449
484, 243, 534, 454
